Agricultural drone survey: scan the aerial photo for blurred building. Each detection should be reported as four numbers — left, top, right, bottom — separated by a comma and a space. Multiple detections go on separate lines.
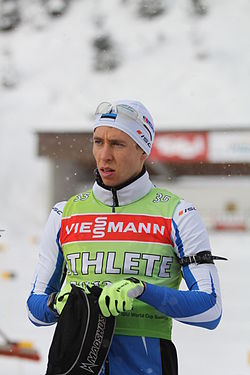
37, 127, 250, 231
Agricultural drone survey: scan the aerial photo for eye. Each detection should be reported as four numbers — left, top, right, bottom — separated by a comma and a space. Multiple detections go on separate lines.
94, 139, 103, 145
112, 141, 125, 147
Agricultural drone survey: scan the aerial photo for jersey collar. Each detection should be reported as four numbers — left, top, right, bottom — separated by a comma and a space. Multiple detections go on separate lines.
92, 168, 154, 207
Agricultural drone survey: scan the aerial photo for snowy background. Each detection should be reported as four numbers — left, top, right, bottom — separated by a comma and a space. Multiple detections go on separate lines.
0, 0, 250, 374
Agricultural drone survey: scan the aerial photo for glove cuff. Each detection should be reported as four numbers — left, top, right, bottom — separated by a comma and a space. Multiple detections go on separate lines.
126, 277, 146, 298
47, 292, 59, 317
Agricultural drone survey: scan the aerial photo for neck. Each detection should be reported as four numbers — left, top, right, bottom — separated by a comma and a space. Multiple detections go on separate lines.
95, 165, 146, 191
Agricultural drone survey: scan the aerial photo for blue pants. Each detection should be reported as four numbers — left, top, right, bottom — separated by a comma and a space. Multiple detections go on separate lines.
102, 335, 178, 375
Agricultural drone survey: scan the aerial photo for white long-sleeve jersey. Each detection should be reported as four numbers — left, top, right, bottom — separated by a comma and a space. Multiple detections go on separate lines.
27, 170, 222, 329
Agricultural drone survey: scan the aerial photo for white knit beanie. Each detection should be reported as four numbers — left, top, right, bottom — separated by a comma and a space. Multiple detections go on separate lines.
93, 99, 155, 155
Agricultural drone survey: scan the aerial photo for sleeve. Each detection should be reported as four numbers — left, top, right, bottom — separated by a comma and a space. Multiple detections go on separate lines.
26, 201, 66, 326
139, 200, 222, 330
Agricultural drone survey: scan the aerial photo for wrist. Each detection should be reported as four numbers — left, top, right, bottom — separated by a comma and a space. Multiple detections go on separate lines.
126, 277, 146, 298
137, 281, 146, 298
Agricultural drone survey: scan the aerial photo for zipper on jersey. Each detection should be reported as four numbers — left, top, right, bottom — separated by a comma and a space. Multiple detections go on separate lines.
111, 188, 119, 212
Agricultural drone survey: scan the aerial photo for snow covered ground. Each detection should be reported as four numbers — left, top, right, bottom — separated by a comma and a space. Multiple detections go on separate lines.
174, 231, 250, 375
0, 231, 249, 375
0, 0, 250, 374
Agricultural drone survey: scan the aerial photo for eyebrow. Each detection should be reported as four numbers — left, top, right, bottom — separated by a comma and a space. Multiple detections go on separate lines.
94, 135, 121, 141
93, 136, 127, 145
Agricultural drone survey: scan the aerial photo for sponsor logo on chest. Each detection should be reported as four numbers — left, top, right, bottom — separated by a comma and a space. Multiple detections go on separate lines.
61, 214, 173, 245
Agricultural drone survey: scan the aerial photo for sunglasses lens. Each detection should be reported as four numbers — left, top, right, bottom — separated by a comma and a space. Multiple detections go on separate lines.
95, 102, 113, 115
95, 102, 148, 130
116, 104, 138, 120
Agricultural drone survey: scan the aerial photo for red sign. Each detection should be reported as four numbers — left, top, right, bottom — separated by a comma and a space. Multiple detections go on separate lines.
61, 214, 173, 246
150, 132, 208, 162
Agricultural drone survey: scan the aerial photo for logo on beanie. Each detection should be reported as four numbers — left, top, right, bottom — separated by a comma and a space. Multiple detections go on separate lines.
136, 130, 151, 149
143, 116, 154, 133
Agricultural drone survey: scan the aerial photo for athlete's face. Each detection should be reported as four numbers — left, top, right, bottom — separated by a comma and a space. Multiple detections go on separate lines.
93, 126, 147, 187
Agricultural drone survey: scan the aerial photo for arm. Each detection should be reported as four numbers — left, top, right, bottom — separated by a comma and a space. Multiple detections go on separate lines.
139, 200, 222, 330
27, 202, 66, 326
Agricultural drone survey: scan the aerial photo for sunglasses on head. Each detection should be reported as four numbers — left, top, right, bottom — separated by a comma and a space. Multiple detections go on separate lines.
95, 102, 154, 141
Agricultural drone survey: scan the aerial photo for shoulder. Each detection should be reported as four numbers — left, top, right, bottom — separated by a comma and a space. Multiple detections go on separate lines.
62, 190, 93, 216
173, 199, 198, 218
145, 186, 181, 216
172, 199, 211, 256
51, 201, 67, 216
39, 201, 67, 249
44, 201, 67, 233
172, 199, 205, 231
149, 186, 181, 206
69, 190, 92, 203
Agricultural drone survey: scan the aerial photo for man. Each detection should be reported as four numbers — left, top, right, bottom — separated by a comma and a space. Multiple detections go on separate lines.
27, 100, 222, 375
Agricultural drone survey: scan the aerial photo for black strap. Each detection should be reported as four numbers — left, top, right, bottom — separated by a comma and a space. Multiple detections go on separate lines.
178, 251, 228, 267
160, 339, 178, 375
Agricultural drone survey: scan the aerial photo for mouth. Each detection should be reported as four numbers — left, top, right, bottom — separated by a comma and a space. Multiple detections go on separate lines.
100, 167, 115, 177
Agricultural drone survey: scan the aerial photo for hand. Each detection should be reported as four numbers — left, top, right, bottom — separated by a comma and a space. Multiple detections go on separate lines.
54, 283, 73, 315
98, 278, 145, 317
48, 283, 94, 315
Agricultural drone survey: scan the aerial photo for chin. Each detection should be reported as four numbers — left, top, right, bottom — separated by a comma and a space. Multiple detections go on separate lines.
102, 179, 117, 187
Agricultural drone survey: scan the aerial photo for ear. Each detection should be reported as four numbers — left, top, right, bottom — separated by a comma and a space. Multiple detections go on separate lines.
141, 151, 148, 163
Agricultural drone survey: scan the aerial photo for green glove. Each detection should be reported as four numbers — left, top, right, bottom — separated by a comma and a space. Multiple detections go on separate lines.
54, 283, 73, 315
98, 278, 145, 317
48, 283, 94, 315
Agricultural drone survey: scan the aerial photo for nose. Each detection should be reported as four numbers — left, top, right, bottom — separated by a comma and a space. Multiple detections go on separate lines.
100, 143, 113, 162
